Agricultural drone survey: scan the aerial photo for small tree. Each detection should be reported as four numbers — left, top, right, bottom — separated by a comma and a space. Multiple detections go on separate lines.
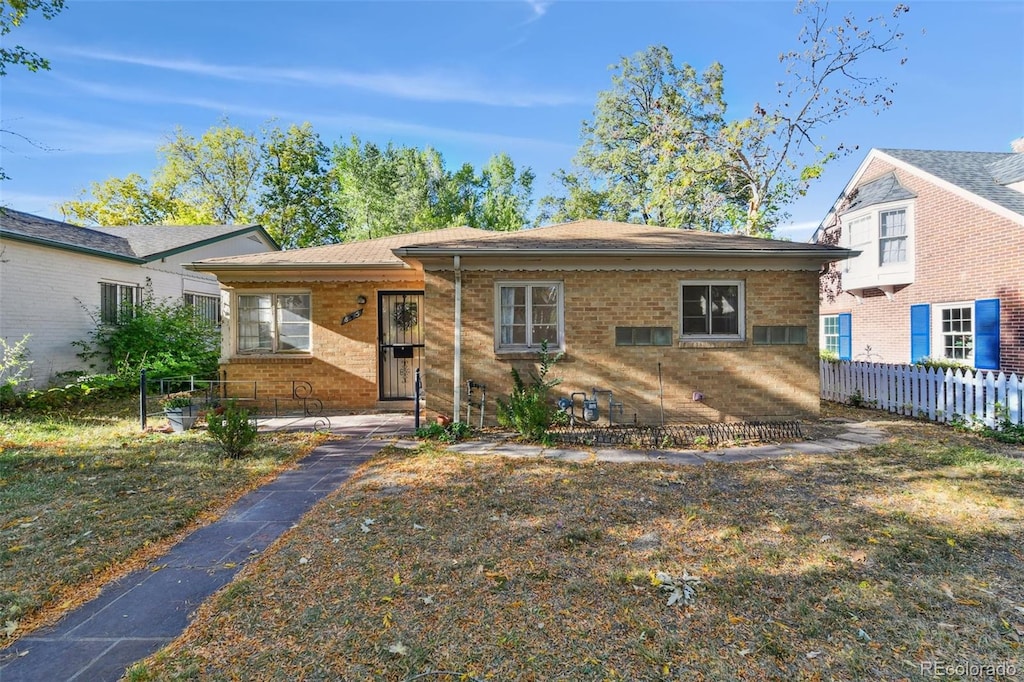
496, 341, 563, 442
206, 399, 257, 459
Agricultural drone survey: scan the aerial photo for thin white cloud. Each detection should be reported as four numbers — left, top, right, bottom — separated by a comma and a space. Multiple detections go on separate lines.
49, 75, 577, 155
0, 190, 69, 217
525, 0, 551, 19
51, 75, 577, 154
55, 46, 579, 108
2, 115, 162, 156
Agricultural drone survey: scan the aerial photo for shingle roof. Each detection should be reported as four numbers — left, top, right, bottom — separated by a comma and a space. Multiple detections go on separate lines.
844, 172, 916, 212
89, 224, 274, 259
879, 149, 1024, 218
0, 208, 278, 261
396, 220, 850, 257
0, 208, 139, 260
192, 226, 491, 269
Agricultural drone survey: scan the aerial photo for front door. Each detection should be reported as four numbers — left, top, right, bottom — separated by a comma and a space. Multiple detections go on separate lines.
378, 291, 425, 400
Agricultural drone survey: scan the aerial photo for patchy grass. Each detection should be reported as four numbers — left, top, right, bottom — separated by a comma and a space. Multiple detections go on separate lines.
133, 407, 1023, 681
0, 399, 324, 641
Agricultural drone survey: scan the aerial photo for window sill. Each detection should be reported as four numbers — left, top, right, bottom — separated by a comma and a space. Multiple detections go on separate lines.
677, 339, 748, 349
494, 348, 566, 360
228, 354, 314, 364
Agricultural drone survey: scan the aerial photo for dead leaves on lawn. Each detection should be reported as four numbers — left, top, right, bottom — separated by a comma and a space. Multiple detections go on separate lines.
139, 429, 1023, 681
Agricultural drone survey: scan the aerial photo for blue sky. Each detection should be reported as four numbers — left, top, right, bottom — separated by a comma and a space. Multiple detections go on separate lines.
2, 0, 1022, 241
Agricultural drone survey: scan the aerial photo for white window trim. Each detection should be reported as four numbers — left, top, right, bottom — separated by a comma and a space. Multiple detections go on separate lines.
678, 279, 746, 341
820, 314, 840, 354
932, 301, 975, 366
99, 280, 140, 326
184, 291, 222, 325
233, 290, 312, 355
839, 199, 916, 291
493, 280, 565, 353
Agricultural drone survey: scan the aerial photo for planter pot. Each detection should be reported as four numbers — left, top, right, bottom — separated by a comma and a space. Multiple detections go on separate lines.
166, 406, 197, 432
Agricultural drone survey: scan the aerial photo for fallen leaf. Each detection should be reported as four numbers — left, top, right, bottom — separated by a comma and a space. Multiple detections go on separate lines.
3, 620, 18, 637
388, 642, 408, 656
806, 651, 821, 659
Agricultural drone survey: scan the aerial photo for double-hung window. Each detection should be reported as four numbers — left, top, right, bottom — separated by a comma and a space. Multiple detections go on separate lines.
936, 304, 973, 362
237, 293, 311, 353
879, 209, 908, 265
495, 282, 563, 351
679, 281, 744, 339
100, 282, 139, 325
821, 315, 840, 355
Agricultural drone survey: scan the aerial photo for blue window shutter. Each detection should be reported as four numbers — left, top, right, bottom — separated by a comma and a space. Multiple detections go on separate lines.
838, 313, 852, 361
910, 304, 930, 363
974, 298, 1000, 370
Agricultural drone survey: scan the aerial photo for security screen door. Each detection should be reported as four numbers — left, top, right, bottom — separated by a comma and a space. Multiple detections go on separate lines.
378, 291, 425, 400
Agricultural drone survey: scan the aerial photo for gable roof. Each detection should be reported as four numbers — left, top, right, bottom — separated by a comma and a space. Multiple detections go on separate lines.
844, 172, 916, 213
878, 149, 1024, 219
190, 226, 490, 272
0, 208, 279, 262
395, 220, 852, 258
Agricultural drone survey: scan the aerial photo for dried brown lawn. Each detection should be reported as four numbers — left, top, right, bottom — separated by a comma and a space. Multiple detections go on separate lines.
133, 406, 1023, 681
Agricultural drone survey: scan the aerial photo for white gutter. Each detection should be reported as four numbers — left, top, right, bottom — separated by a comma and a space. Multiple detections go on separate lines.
453, 255, 462, 422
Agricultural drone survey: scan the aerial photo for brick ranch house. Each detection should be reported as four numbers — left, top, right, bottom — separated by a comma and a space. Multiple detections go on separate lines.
815, 146, 1024, 374
189, 221, 852, 424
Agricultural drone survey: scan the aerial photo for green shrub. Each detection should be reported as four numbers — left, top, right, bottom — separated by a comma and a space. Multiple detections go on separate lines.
496, 341, 563, 443
915, 356, 974, 373
415, 420, 472, 443
818, 349, 839, 362
206, 400, 257, 459
75, 284, 220, 382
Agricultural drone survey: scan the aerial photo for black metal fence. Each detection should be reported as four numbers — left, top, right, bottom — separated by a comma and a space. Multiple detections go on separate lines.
549, 421, 803, 448
140, 371, 332, 432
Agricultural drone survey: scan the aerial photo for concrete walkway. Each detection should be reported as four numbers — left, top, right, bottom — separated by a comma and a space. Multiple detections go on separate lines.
0, 416, 412, 682
0, 415, 885, 682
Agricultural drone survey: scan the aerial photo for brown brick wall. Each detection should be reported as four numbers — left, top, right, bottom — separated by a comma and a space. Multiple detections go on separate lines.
219, 278, 423, 409
425, 268, 822, 424
820, 157, 1024, 374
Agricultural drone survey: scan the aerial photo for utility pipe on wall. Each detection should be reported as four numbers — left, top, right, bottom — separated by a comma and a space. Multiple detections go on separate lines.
453, 255, 462, 421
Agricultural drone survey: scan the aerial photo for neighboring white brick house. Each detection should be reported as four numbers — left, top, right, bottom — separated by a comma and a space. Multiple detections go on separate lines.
0, 209, 279, 386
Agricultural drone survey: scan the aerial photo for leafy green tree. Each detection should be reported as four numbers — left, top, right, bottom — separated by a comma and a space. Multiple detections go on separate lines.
332, 138, 534, 239
61, 173, 177, 226
0, 0, 64, 76
154, 121, 263, 224
62, 121, 535, 240
475, 152, 535, 231
61, 121, 264, 227
541, 0, 909, 236
259, 123, 343, 248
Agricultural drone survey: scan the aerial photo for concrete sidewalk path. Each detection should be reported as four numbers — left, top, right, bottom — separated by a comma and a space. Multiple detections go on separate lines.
0, 417, 412, 682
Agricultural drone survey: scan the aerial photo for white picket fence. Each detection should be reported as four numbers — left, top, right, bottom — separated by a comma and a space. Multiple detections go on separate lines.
820, 360, 1023, 427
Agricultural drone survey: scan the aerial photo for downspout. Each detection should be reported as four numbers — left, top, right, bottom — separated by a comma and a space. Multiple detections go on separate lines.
453, 255, 462, 422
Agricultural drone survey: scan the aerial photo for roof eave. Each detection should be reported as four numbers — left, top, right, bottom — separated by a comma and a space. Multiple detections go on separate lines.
394, 246, 856, 259
0, 230, 143, 263
186, 260, 411, 273
141, 225, 281, 262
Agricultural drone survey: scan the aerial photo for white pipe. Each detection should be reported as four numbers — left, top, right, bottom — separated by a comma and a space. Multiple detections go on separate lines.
453, 255, 462, 421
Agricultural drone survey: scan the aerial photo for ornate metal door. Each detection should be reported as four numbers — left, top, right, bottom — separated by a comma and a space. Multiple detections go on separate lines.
378, 291, 425, 400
